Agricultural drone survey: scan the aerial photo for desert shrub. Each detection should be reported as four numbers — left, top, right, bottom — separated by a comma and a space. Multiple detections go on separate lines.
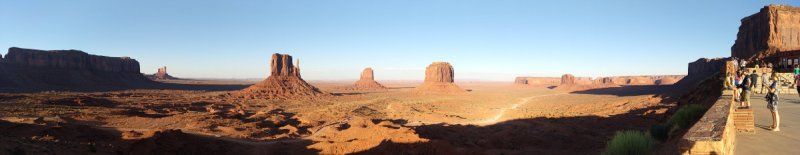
603, 130, 657, 155
649, 123, 671, 142
667, 104, 708, 129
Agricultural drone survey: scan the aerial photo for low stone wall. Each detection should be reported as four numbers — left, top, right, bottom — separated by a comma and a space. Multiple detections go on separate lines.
680, 90, 736, 154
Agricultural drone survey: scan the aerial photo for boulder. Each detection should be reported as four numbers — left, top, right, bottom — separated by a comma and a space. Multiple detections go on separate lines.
353, 67, 387, 90
732, 5, 800, 60
236, 53, 325, 99
415, 62, 464, 94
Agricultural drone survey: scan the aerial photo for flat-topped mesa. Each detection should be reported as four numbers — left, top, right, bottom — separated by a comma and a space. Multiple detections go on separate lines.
415, 62, 464, 94
353, 67, 387, 90
237, 53, 325, 99
732, 5, 800, 60
4, 47, 140, 73
0, 47, 154, 91
560, 74, 575, 85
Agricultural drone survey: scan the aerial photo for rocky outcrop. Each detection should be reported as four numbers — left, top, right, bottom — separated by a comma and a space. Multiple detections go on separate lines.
732, 5, 800, 60
416, 62, 464, 94
0, 47, 155, 91
515, 77, 561, 85
561, 74, 575, 85
236, 53, 325, 99
688, 58, 727, 76
146, 66, 178, 80
353, 67, 387, 90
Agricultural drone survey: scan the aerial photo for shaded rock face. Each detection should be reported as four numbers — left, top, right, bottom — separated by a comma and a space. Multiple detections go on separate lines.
4, 47, 140, 73
560, 74, 575, 85
353, 67, 386, 90
0, 47, 154, 91
732, 5, 800, 60
237, 53, 325, 99
416, 62, 464, 94
688, 58, 727, 76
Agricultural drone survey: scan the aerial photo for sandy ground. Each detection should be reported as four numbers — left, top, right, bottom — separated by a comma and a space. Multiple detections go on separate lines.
0, 80, 681, 155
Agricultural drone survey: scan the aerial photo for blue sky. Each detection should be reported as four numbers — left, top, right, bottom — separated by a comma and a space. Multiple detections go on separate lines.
1, 0, 797, 81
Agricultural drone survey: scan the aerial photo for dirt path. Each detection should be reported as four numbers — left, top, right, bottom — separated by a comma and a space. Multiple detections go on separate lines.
404, 93, 567, 126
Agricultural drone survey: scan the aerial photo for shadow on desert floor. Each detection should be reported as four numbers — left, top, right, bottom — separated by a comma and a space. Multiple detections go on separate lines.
350, 103, 675, 155
569, 85, 678, 97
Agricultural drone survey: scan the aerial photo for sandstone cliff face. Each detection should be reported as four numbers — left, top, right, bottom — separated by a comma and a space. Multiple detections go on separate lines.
688, 58, 726, 76
147, 66, 178, 80
0, 47, 154, 91
416, 62, 464, 94
514, 77, 561, 85
561, 74, 575, 85
4, 47, 140, 73
353, 67, 387, 90
237, 53, 325, 99
732, 5, 800, 60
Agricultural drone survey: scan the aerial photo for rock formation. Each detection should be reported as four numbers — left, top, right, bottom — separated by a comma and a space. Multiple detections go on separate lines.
415, 62, 464, 94
237, 53, 325, 99
561, 74, 575, 85
514, 77, 561, 85
353, 67, 387, 90
688, 58, 727, 76
732, 5, 800, 60
0, 47, 155, 91
146, 66, 178, 80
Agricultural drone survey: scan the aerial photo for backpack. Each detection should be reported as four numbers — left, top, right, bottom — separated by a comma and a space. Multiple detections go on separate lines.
740, 76, 751, 90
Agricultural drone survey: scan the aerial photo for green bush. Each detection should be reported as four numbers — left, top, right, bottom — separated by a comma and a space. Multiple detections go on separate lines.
667, 104, 708, 129
603, 130, 657, 155
649, 123, 671, 142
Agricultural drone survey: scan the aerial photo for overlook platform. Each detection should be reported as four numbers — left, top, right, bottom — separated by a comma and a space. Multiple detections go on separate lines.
735, 93, 800, 154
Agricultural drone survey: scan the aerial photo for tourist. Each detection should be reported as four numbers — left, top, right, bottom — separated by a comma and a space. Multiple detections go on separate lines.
767, 75, 781, 131
738, 70, 752, 108
734, 71, 743, 102
761, 71, 769, 94
750, 70, 759, 94
725, 72, 735, 90
796, 72, 800, 97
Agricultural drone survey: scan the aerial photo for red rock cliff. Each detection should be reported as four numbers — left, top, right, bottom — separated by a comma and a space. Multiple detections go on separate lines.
237, 53, 325, 99
416, 62, 464, 94
732, 5, 800, 60
4, 47, 140, 73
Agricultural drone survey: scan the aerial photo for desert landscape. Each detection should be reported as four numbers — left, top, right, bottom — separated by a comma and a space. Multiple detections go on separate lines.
0, 47, 713, 154
2, 1, 798, 155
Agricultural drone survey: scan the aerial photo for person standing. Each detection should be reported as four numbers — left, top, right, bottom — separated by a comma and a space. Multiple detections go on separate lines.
750, 70, 760, 94
761, 72, 769, 94
795, 73, 800, 97
767, 75, 781, 131
738, 70, 752, 108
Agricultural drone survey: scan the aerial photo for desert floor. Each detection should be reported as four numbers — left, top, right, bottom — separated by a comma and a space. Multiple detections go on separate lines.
0, 79, 681, 155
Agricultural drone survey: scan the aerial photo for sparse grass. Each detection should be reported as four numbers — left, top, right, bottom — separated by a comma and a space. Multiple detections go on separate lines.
667, 104, 707, 129
650, 104, 708, 142
603, 130, 657, 155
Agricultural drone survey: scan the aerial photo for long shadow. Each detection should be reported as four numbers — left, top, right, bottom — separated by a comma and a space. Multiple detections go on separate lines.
352, 104, 676, 155
0, 119, 320, 155
570, 85, 678, 97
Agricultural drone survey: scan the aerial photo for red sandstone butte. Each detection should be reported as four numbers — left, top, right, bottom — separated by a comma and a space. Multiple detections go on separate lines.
415, 62, 464, 94
353, 67, 387, 90
237, 53, 325, 99
147, 66, 178, 80
732, 5, 800, 60
561, 74, 575, 85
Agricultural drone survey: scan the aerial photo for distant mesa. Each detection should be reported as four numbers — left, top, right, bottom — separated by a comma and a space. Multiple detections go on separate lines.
236, 53, 325, 99
0, 47, 155, 91
415, 62, 464, 94
146, 66, 179, 80
352, 67, 387, 90
560, 74, 575, 85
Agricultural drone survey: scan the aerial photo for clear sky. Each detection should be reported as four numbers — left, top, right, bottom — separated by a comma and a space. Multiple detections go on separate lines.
2, 0, 797, 81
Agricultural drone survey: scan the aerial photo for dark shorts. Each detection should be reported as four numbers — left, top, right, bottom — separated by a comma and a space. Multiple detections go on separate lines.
768, 101, 778, 112
741, 90, 751, 102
